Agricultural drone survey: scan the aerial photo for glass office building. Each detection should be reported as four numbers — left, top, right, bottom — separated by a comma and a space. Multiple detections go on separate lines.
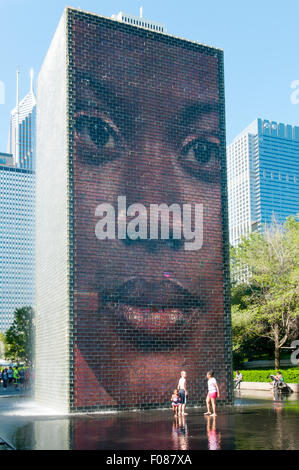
227, 118, 299, 246
0, 152, 14, 168
0, 165, 35, 331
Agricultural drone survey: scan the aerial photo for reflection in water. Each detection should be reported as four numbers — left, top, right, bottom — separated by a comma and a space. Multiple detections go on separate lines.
272, 388, 285, 407
171, 414, 189, 450
1, 394, 299, 449
272, 387, 290, 405
272, 393, 284, 450
271, 390, 298, 450
205, 415, 221, 450
234, 392, 299, 450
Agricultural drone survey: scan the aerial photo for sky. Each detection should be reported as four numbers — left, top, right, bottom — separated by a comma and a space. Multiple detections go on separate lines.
1, 0, 299, 149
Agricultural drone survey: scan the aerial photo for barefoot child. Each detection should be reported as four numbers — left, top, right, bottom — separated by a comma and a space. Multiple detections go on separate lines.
177, 370, 188, 415
171, 389, 180, 416
204, 370, 220, 417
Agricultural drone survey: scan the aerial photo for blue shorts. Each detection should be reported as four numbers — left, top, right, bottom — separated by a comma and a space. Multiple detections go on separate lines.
179, 389, 186, 404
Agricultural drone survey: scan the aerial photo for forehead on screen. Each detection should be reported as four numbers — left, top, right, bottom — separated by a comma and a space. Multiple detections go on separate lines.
72, 18, 220, 105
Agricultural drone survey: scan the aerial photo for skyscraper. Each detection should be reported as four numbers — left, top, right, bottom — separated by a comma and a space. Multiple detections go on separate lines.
227, 118, 299, 246
0, 152, 14, 168
8, 69, 36, 171
35, 7, 231, 413
0, 69, 36, 332
0, 164, 35, 332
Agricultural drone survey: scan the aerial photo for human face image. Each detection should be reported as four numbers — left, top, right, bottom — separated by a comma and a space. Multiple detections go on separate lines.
70, 15, 228, 409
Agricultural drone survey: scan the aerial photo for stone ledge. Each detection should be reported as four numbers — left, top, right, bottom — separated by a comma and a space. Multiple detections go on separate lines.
237, 382, 299, 392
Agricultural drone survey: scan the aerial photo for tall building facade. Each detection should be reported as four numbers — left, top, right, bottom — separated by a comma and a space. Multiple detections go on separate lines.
8, 71, 36, 171
227, 118, 299, 246
35, 7, 232, 413
0, 165, 35, 331
0, 152, 14, 168
0, 72, 36, 332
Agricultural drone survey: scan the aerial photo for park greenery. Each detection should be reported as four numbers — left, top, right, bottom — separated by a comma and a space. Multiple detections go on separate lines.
230, 216, 299, 369
235, 368, 299, 383
3, 306, 34, 365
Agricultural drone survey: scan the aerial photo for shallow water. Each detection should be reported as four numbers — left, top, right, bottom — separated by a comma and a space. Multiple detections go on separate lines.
0, 391, 298, 450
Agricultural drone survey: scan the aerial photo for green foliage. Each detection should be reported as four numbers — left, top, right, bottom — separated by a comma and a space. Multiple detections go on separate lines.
5, 306, 35, 365
230, 216, 299, 367
235, 368, 299, 383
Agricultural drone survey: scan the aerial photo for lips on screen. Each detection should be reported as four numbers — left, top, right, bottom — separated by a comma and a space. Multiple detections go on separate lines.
71, 17, 224, 406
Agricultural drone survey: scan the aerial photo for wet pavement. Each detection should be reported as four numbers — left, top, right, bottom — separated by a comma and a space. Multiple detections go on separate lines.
0, 390, 298, 450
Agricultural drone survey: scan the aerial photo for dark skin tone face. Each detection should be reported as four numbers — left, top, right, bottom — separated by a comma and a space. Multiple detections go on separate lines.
72, 22, 226, 406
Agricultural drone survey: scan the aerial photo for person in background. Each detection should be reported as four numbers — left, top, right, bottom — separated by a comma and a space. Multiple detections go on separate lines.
270, 371, 285, 389
7, 366, 14, 388
24, 367, 30, 391
2, 369, 8, 389
19, 366, 25, 390
234, 370, 243, 389
276, 371, 284, 382
13, 367, 20, 390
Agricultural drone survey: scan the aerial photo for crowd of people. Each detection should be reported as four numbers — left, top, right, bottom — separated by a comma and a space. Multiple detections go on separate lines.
0, 365, 33, 392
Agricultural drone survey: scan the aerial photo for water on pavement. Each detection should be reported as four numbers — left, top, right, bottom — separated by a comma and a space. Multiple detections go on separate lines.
0, 390, 298, 450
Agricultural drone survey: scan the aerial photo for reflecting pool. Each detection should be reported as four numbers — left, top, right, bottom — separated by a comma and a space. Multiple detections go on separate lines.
0, 391, 298, 450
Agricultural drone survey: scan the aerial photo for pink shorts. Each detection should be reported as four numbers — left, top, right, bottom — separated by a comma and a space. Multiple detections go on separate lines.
208, 392, 217, 399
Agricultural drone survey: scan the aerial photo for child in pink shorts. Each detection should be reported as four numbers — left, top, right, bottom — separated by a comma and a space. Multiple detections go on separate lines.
204, 370, 220, 416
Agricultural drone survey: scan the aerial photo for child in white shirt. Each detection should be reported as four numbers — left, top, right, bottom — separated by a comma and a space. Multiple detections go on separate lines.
204, 370, 220, 416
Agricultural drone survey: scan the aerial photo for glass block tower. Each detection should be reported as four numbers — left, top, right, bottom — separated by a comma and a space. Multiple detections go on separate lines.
35, 7, 232, 413
0, 165, 35, 331
227, 118, 299, 246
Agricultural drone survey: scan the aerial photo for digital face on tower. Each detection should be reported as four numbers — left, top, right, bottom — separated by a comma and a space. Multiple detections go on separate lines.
71, 15, 227, 408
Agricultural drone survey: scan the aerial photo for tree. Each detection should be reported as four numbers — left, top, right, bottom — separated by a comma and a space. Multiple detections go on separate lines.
5, 306, 35, 365
230, 283, 273, 366
231, 216, 299, 368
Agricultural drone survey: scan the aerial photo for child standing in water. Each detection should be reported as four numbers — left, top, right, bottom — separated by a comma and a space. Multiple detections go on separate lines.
204, 370, 220, 417
171, 389, 180, 416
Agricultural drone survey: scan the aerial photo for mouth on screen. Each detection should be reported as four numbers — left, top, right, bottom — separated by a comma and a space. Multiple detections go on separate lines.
100, 278, 202, 350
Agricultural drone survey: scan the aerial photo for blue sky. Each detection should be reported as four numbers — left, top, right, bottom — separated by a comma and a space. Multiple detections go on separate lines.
1, 0, 299, 149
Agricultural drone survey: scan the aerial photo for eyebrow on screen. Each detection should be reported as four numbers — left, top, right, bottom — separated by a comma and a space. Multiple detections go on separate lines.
176, 102, 219, 128
75, 71, 131, 116
75, 72, 220, 138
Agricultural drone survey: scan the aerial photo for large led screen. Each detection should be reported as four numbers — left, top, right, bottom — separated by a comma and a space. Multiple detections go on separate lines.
68, 10, 231, 410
